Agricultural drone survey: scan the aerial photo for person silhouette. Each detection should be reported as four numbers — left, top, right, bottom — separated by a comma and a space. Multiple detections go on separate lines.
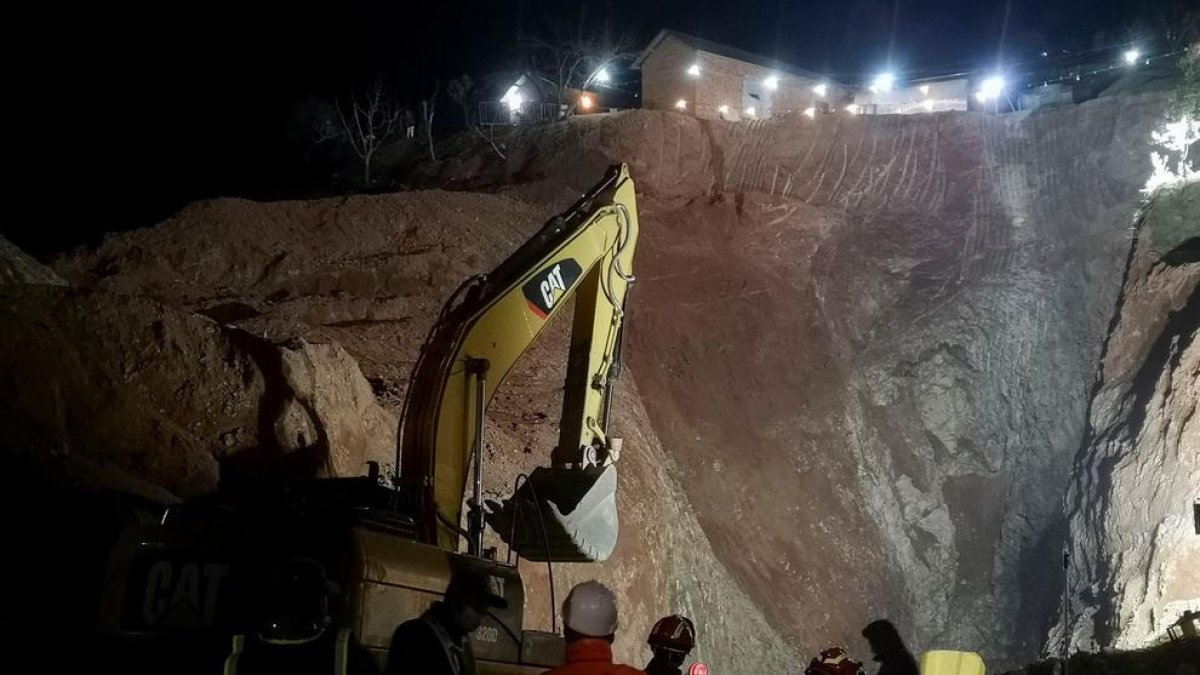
861, 620, 918, 675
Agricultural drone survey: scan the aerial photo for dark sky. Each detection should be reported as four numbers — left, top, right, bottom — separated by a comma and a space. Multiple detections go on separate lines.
3, 0, 1183, 254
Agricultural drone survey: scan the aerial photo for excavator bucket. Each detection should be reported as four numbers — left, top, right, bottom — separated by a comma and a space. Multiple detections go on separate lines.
919, 651, 986, 675
487, 465, 617, 563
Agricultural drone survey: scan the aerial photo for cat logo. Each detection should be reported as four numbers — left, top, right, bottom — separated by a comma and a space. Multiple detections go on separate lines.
522, 259, 583, 319
140, 561, 230, 628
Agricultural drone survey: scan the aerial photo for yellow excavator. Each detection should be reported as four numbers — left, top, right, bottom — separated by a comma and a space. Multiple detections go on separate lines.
97, 164, 640, 673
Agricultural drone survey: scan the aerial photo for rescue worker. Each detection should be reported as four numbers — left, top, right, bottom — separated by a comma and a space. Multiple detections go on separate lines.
644, 615, 696, 675
384, 566, 507, 675
805, 646, 865, 675
224, 558, 376, 675
543, 581, 644, 675
862, 620, 919, 675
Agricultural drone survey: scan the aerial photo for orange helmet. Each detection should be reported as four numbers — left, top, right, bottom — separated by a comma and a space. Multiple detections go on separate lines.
805, 647, 864, 675
648, 614, 696, 654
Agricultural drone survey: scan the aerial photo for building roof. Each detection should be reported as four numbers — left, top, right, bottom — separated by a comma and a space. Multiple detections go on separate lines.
491, 72, 557, 101
632, 29, 824, 81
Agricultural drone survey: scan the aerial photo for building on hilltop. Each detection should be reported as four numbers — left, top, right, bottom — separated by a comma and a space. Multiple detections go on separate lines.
481, 72, 641, 126
632, 29, 849, 121
479, 73, 561, 126
851, 77, 971, 114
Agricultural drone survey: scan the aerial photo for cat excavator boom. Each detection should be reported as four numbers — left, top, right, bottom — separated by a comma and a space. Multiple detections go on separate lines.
400, 162, 639, 562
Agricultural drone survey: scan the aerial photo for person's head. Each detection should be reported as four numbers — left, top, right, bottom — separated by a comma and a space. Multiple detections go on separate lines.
562, 581, 618, 643
648, 614, 696, 666
443, 566, 508, 633
805, 646, 864, 675
861, 620, 907, 660
257, 558, 335, 644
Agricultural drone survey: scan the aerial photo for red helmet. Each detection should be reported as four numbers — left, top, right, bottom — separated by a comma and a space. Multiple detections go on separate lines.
805, 647, 864, 675
648, 614, 696, 654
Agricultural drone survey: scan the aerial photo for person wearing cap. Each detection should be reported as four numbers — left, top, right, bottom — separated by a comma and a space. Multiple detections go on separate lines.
805, 646, 865, 675
385, 566, 507, 675
644, 615, 697, 675
543, 581, 644, 675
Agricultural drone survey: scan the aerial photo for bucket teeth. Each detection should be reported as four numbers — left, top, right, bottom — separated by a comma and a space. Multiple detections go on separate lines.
487, 465, 618, 563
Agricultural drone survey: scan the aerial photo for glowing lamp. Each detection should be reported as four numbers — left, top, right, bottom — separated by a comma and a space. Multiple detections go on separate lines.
502, 87, 524, 112
1124, 49, 1140, 65
873, 72, 895, 92
764, 75, 779, 90
919, 85, 930, 95
813, 83, 828, 97
845, 104, 858, 114
579, 94, 594, 110
687, 63, 701, 77
675, 99, 687, 111
976, 75, 1005, 102
744, 106, 756, 117
595, 68, 611, 83
803, 107, 816, 118
718, 104, 730, 115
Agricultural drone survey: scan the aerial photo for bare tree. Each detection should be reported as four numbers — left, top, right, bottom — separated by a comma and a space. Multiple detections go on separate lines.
420, 82, 438, 161
446, 75, 474, 127
316, 80, 400, 185
520, 11, 635, 117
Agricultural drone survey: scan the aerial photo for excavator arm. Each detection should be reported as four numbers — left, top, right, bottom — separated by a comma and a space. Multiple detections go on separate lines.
396, 164, 638, 562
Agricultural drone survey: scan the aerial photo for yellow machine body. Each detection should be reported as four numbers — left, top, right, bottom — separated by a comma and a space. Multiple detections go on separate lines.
920, 650, 987, 675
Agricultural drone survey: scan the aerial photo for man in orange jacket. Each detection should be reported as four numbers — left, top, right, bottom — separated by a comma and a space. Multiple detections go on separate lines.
543, 581, 644, 675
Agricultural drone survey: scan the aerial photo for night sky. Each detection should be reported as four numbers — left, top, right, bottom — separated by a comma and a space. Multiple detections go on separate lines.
4, 0, 1186, 254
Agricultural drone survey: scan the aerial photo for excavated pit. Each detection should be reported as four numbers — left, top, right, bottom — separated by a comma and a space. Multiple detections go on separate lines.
1, 90, 1196, 672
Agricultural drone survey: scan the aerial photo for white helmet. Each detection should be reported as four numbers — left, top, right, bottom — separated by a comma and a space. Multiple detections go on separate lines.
563, 581, 618, 637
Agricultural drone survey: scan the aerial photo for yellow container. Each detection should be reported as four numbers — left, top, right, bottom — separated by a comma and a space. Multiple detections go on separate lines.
920, 650, 986, 675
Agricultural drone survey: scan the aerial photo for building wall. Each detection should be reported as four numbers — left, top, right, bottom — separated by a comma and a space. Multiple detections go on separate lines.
641, 36, 699, 114
641, 35, 842, 121
1018, 84, 1074, 111
853, 78, 969, 114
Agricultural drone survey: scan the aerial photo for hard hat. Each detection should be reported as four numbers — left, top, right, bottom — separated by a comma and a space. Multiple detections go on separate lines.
805, 646, 864, 675
648, 614, 696, 653
563, 581, 618, 637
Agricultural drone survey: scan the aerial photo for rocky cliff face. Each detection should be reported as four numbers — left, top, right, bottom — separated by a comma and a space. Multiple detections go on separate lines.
1051, 183, 1199, 653
1, 90, 1192, 673
810, 98, 1173, 659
